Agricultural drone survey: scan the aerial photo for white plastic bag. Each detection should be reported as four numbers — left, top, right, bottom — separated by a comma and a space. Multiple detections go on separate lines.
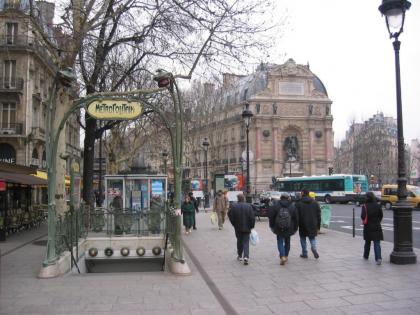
250, 229, 259, 246
210, 212, 218, 225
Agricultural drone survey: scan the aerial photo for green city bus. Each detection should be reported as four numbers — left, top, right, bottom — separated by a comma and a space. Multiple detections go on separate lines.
274, 174, 368, 204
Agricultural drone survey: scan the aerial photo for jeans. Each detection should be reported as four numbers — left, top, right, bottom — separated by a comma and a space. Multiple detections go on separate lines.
364, 240, 382, 261
235, 231, 250, 259
300, 236, 317, 256
277, 235, 291, 257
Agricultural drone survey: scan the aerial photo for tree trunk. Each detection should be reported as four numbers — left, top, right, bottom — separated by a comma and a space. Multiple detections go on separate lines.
82, 114, 96, 208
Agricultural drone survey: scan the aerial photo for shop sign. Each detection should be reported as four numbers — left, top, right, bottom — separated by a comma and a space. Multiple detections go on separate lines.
0, 181, 6, 191
87, 99, 142, 120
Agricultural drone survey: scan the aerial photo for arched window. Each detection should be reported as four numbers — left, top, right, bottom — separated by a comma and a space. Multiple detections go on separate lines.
0, 143, 16, 163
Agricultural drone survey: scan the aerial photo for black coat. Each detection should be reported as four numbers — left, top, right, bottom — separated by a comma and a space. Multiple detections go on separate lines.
228, 202, 255, 233
267, 200, 298, 237
296, 196, 321, 238
361, 201, 383, 241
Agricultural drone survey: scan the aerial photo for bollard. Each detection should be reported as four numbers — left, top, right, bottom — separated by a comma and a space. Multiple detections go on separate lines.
352, 208, 355, 238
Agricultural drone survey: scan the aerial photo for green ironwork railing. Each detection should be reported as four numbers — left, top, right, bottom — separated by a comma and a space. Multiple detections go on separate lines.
84, 207, 166, 237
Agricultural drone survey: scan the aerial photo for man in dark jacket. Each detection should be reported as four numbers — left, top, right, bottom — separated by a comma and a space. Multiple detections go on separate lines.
228, 194, 255, 265
267, 193, 298, 265
296, 189, 321, 259
188, 192, 199, 230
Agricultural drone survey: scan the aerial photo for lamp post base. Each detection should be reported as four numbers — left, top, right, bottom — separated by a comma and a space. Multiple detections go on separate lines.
390, 251, 417, 264
390, 201, 417, 265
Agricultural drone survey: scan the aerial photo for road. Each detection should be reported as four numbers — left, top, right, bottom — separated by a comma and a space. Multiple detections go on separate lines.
326, 203, 420, 249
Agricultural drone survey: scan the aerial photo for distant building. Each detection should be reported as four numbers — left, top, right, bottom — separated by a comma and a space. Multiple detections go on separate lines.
409, 139, 420, 186
0, 1, 81, 191
186, 59, 333, 193
334, 112, 398, 186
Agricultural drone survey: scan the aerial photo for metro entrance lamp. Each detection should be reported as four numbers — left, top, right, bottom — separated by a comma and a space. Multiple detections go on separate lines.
242, 102, 253, 203
379, 0, 416, 264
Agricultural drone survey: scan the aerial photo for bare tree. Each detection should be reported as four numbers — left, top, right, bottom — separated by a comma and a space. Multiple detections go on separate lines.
55, 0, 283, 207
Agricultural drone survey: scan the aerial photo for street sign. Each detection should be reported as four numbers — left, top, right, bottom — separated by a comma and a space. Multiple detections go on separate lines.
87, 99, 142, 120
241, 150, 254, 162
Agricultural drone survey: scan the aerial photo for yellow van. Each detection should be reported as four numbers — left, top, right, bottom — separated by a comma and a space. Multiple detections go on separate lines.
381, 184, 420, 210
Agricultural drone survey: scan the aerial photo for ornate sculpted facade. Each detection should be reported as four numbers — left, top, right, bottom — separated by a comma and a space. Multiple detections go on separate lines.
187, 59, 333, 193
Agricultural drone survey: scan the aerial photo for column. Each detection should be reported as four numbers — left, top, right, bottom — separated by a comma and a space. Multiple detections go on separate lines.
307, 129, 314, 175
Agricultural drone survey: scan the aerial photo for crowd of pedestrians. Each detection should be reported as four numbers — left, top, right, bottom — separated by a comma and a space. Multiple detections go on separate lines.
180, 188, 383, 267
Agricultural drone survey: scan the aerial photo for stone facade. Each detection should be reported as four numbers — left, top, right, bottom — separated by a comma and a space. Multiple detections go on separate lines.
409, 139, 420, 186
334, 112, 398, 187
0, 1, 81, 175
187, 59, 333, 193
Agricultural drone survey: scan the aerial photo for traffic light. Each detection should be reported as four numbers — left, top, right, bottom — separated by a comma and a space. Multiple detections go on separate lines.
328, 167, 334, 175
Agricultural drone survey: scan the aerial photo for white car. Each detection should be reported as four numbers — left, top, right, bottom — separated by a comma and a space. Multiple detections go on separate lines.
260, 191, 282, 202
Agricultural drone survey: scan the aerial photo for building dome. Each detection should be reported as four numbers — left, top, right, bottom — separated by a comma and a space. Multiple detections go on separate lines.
313, 74, 328, 97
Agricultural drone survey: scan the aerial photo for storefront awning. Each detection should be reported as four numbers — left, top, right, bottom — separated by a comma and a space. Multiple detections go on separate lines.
33, 171, 71, 186
0, 172, 47, 185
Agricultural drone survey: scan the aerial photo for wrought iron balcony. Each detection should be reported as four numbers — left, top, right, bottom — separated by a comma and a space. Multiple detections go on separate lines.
0, 123, 23, 135
0, 77, 24, 91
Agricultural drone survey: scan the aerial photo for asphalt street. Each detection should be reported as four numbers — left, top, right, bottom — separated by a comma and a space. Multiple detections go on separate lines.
327, 203, 420, 249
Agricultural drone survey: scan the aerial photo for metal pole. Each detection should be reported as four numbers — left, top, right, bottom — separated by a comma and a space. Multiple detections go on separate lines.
246, 125, 251, 203
204, 148, 209, 208
98, 122, 103, 207
164, 158, 167, 174
390, 39, 416, 264
352, 208, 355, 238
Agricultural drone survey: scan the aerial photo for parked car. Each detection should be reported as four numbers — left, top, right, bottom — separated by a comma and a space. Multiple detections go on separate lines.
259, 191, 281, 203
380, 184, 420, 210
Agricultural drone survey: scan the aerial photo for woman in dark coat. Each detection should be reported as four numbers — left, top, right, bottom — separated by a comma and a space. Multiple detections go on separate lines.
181, 195, 195, 234
361, 191, 384, 265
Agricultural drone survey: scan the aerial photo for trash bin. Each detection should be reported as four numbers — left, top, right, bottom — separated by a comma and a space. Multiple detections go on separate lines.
320, 204, 331, 228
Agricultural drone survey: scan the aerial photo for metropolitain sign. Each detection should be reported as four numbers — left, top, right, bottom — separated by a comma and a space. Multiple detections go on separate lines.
87, 99, 142, 120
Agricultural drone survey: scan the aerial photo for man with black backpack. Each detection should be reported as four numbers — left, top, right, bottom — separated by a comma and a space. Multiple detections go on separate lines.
268, 192, 298, 265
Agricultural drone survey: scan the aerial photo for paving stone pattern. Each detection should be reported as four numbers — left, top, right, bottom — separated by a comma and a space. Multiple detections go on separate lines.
1, 212, 420, 314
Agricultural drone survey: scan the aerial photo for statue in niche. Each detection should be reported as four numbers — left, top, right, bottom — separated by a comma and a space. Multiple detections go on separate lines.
283, 136, 299, 161
309, 104, 313, 115
273, 103, 277, 114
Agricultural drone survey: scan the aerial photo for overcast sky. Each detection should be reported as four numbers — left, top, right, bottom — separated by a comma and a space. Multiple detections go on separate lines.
273, 0, 420, 145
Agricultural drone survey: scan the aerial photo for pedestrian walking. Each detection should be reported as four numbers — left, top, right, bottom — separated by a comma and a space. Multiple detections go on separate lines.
188, 192, 199, 230
181, 195, 195, 235
213, 190, 229, 230
361, 191, 384, 265
296, 189, 321, 259
228, 194, 255, 265
267, 193, 298, 265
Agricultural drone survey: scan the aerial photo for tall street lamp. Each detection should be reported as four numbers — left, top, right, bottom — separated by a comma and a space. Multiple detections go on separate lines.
377, 162, 382, 188
162, 150, 168, 174
202, 137, 210, 208
379, 0, 416, 264
242, 102, 253, 203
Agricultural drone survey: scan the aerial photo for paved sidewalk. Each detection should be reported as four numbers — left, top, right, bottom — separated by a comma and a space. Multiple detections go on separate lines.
0, 212, 420, 315
184, 212, 420, 315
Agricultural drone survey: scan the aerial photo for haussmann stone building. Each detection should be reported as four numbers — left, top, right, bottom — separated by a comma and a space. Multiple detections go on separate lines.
187, 59, 334, 193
